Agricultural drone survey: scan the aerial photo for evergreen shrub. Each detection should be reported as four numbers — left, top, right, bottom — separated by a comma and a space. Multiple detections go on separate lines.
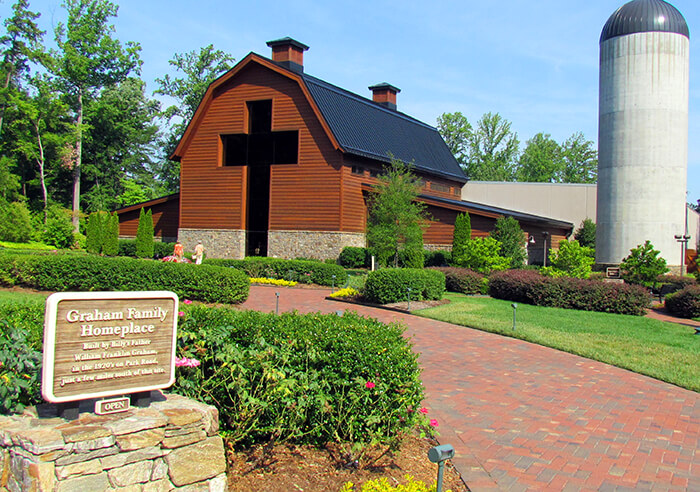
41, 206, 74, 249
363, 268, 445, 304
174, 307, 424, 447
423, 250, 451, 267
206, 257, 347, 287
664, 285, 700, 319
135, 208, 154, 258
489, 269, 649, 315
620, 240, 668, 288
338, 247, 370, 268
0, 201, 34, 243
0, 253, 249, 304
491, 216, 526, 268
431, 267, 485, 295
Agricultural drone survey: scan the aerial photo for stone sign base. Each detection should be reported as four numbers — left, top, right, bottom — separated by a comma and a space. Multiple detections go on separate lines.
0, 393, 226, 491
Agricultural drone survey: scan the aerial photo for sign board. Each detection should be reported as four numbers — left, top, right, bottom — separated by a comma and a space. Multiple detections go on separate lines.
606, 267, 621, 279
42, 291, 178, 403
95, 397, 131, 415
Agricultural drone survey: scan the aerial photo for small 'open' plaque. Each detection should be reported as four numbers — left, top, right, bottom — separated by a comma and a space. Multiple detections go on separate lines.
95, 397, 131, 415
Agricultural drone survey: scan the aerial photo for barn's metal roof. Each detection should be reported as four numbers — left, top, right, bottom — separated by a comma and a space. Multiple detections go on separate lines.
301, 73, 468, 183
601, 0, 689, 43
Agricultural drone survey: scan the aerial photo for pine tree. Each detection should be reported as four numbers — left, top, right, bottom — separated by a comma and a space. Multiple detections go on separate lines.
451, 212, 471, 265
574, 218, 596, 249
491, 216, 526, 268
102, 212, 119, 256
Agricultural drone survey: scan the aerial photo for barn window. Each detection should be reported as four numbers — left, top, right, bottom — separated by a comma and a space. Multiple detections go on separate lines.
351, 165, 364, 175
430, 182, 450, 193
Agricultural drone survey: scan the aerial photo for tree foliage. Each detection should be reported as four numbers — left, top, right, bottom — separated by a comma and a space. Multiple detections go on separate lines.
436, 111, 472, 166
516, 133, 561, 182
366, 157, 426, 268
574, 218, 596, 249
135, 207, 153, 258
620, 241, 668, 288
544, 239, 594, 279
453, 236, 510, 274
491, 216, 526, 268
451, 212, 471, 265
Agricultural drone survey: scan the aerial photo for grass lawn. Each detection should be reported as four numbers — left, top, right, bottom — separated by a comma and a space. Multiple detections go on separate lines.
0, 290, 48, 304
417, 293, 700, 393
0, 240, 56, 250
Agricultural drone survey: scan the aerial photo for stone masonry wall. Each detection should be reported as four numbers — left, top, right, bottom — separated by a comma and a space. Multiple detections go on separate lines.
268, 230, 365, 260
0, 394, 226, 491
178, 228, 246, 260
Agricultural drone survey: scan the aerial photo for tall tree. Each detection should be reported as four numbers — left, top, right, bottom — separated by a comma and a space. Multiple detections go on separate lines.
437, 111, 472, 167
82, 77, 161, 212
467, 112, 519, 181
491, 215, 526, 268
516, 132, 562, 182
560, 132, 597, 183
366, 157, 427, 268
155, 44, 235, 190
0, 0, 45, 137
50, 0, 141, 231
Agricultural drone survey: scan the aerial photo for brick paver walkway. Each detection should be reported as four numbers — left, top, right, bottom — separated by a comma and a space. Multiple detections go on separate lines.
241, 286, 700, 491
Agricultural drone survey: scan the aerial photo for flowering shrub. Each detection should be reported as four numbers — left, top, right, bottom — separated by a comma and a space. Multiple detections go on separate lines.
489, 269, 649, 315
175, 357, 201, 368
249, 277, 298, 287
330, 287, 360, 298
173, 306, 424, 448
363, 268, 445, 304
340, 475, 451, 492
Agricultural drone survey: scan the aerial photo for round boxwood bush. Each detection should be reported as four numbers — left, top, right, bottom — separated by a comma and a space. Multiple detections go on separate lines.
363, 268, 445, 304
338, 247, 370, 268
664, 285, 700, 319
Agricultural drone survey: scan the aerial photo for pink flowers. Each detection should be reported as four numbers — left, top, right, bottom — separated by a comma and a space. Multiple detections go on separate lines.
183, 299, 192, 304
365, 381, 376, 389
175, 357, 200, 368
429, 418, 439, 427
419, 407, 429, 414
178, 311, 184, 317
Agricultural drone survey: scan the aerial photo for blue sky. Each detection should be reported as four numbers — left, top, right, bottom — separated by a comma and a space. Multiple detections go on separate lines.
2, 0, 699, 204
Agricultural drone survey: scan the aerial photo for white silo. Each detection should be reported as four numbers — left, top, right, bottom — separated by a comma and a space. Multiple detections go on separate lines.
597, 0, 689, 269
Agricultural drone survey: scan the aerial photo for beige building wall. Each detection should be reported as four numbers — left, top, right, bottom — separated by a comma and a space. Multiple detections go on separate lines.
462, 182, 597, 232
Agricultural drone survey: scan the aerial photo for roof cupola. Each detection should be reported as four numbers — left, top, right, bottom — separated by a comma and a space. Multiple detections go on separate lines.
266, 37, 309, 72
368, 83, 401, 111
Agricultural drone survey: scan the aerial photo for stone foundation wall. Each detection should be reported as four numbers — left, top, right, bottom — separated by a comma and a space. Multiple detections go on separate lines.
0, 394, 226, 491
424, 243, 452, 252
178, 228, 246, 259
268, 230, 365, 260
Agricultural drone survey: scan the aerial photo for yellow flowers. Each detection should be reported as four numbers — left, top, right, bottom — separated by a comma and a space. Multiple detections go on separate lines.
249, 277, 298, 287
330, 287, 360, 298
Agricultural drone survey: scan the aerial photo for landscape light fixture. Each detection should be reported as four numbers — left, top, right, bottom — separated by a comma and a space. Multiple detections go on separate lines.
428, 444, 455, 492
332, 274, 336, 292
674, 234, 691, 276
275, 291, 280, 315
511, 303, 517, 330
407, 287, 412, 311
542, 232, 549, 267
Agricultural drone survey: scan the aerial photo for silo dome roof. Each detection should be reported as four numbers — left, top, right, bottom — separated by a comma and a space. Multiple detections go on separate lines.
600, 0, 689, 43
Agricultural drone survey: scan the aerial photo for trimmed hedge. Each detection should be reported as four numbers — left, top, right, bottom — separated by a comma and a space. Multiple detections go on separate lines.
363, 268, 445, 304
118, 239, 173, 258
205, 257, 347, 287
174, 307, 424, 447
0, 253, 249, 304
656, 274, 697, 297
431, 267, 486, 295
424, 250, 451, 267
664, 285, 700, 319
338, 247, 370, 268
488, 269, 649, 315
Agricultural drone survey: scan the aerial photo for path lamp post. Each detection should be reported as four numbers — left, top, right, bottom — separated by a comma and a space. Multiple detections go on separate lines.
275, 292, 280, 315
542, 232, 549, 267
674, 234, 691, 276
332, 274, 336, 292
428, 444, 455, 492
407, 287, 412, 312
511, 303, 517, 330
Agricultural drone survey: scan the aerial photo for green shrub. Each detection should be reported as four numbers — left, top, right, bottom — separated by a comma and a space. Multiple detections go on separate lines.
0, 301, 44, 413
42, 206, 74, 249
173, 307, 424, 447
453, 237, 509, 274
431, 267, 485, 295
656, 274, 696, 296
620, 240, 668, 288
451, 212, 471, 265
0, 200, 34, 243
135, 208, 154, 258
423, 250, 451, 267
544, 239, 594, 279
338, 247, 370, 268
664, 285, 700, 319
86, 211, 104, 254
363, 268, 445, 304
154, 241, 175, 258
206, 257, 347, 287
1, 253, 249, 304
103, 213, 119, 256
491, 216, 526, 268
489, 269, 649, 315
118, 239, 137, 257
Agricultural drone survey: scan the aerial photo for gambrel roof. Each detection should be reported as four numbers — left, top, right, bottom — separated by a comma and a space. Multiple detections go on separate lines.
171, 52, 467, 184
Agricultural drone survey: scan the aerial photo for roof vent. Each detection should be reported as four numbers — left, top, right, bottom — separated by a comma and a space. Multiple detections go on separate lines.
369, 83, 401, 111
266, 37, 309, 73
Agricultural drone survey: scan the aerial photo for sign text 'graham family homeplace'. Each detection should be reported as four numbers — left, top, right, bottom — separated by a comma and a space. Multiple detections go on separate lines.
42, 291, 179, 403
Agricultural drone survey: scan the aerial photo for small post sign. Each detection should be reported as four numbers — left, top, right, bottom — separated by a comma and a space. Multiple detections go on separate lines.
42, 291, 179, 403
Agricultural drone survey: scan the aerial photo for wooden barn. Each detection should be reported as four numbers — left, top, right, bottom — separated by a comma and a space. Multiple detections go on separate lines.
118, 37, 572, 261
